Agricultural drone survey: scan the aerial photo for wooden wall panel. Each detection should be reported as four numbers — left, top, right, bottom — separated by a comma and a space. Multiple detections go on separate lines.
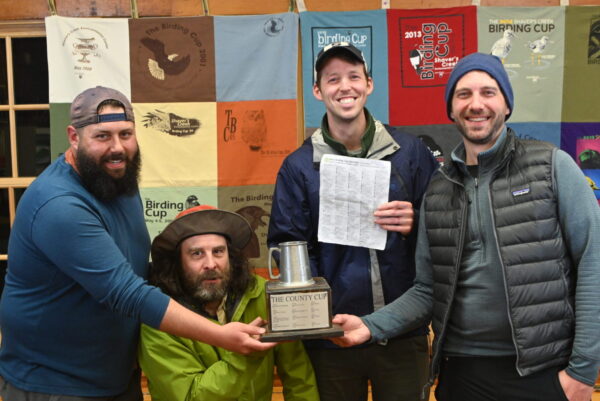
207, 0, 291, 15
137, 0, 203, 17
55, 0, 133, 17
300, 0, 478, 11
137, 0, 289, 17
481, 0, 559, 5
402, 0, 474, 8
0, 0, 49, 20
0, 21, 45, 36
1, 0, 600, 20
301, 0, 385, 11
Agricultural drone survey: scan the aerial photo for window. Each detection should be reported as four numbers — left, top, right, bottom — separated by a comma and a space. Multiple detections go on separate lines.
0, 21, 48, 291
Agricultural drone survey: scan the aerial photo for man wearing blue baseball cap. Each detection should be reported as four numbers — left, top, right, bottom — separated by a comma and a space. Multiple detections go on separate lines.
332, 52, 600, 401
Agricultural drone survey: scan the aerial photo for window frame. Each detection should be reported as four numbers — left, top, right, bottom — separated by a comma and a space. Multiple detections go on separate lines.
0, 20, 47, 261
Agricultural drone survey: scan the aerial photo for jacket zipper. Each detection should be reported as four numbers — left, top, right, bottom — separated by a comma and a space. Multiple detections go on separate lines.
421, 169, 469, 399
487, 176, 523, 376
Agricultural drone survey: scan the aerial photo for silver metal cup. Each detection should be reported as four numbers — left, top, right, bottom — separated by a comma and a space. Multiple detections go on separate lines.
267, 241, 314, 286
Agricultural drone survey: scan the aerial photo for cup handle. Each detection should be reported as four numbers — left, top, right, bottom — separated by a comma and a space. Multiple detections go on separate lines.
267, 247, 280, 280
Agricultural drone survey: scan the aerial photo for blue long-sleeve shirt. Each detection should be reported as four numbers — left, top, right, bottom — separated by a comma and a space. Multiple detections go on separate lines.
0, 154, 170, 396
363, 130, 600, 385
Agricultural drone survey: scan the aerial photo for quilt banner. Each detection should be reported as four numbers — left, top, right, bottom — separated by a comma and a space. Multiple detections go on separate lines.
585, 169, 600, 205
561, 122, 600, 205
140, 186, 219, 240
300, 10, 389, 129
397, 124, 461, 167
46, 16, 131, 102
561, 122, 600, 161
215, 14, 298, 101
478, 7, 565, 123
387, 6, 477, 126
129, 17, 216, 103
135, 102, 218, 188
217, 100, 298, 187
46, 13, 299, 268
506, 122, 561, 146
562, 6, 600, 122
218, 184, 274, 266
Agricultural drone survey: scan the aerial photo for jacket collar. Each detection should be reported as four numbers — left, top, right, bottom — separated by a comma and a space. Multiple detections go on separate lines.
228, 275, 264, 322
447, 126, 516, 177
320, 109, 376, 158
311, 119, 400, 163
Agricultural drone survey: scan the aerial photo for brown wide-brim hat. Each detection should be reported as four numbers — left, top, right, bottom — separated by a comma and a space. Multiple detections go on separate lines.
151, 205, 252, 271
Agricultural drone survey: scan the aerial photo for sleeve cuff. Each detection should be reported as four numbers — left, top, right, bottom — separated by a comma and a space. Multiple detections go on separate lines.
567, 353, 600, 386
140, 287, 171, 328
361, 316, 384, 343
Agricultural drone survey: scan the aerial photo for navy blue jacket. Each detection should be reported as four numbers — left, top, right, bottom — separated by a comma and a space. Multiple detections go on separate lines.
268, 121, 438, 349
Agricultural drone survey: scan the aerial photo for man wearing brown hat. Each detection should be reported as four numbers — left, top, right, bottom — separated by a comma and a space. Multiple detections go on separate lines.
139, 205, 319, 401
0, 87, 273, 401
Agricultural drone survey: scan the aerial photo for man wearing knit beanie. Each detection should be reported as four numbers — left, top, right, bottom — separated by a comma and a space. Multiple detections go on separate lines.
443, 52, 514, 164
444, 52, 514, 121
332, 52, 600, 401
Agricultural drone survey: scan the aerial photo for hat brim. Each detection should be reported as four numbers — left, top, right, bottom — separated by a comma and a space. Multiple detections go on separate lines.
151, 209, 252, 269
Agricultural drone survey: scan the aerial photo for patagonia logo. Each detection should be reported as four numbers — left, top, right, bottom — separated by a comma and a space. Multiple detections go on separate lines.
512, 187, 530, 197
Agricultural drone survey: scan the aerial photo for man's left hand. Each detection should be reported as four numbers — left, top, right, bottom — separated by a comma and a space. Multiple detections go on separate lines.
558, 370, 594, 401
374, 201, 414, 235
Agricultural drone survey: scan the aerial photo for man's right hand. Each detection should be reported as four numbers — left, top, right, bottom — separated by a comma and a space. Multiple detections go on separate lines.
160, 300, 277, 354
330, 314, 372, 347
217, 318, 276, 355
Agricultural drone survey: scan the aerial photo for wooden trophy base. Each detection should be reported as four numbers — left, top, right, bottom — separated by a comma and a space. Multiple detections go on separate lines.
260, 277, 343, 342
260, 324, 343, 342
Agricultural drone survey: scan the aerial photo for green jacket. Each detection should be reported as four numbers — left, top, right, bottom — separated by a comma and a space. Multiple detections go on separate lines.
139, 275, 319, 401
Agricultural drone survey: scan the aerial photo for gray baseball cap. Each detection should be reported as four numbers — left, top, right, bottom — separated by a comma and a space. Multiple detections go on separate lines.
70, 86, 135, 128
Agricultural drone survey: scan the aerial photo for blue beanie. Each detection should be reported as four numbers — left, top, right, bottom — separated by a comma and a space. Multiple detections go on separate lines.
444, 52, 514, 121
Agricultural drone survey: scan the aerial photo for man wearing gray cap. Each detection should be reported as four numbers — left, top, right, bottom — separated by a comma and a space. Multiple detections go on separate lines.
333, 52, 600, 401
0, 86, 274, 401
139, 205, 318, 401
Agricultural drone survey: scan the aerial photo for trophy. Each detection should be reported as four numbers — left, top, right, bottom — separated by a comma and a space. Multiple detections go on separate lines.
260, 241, 343, 342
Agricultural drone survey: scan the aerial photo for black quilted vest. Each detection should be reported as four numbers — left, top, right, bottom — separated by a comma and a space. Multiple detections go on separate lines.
424, 129, 575, 381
